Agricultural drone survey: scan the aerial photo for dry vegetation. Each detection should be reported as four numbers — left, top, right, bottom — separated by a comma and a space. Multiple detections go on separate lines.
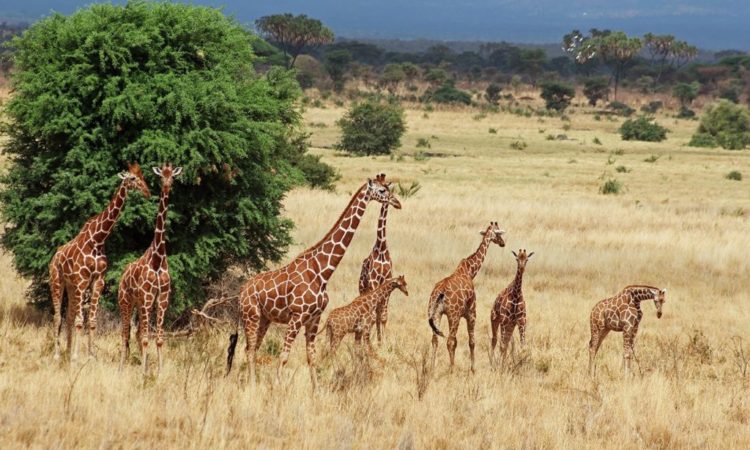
1, 99, 750, 449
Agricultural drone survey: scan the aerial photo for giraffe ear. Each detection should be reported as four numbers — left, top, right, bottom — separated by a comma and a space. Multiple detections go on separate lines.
512, 250, 518, 258
152, 167, 162, 176
660, 288, 667, 294
173, 167, 183, 177
528, 251, 535, 259
117, 171, 128, 180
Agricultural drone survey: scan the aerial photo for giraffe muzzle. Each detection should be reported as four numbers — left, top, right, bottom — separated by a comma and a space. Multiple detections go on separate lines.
389, 196, 402, 209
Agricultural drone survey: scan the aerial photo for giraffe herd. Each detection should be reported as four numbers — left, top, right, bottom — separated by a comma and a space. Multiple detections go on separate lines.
48, 167, 667, 386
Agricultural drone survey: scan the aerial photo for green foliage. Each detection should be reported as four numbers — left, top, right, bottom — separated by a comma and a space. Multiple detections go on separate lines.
510, 140, 527, 150
395, 181, 421, 199
593, 137, 602, 145
0, 2, 336, 316
484, 83, 502, 105
539, 81, 575, 112
615, 165, 631, 173
582, 77, 610, 106
725, 171, 742, 181
255, 13, 334, 69
672, 82, 700, 107
324, 49, 352, 93
423, 80, 472, 105
677, 106, 696, 119
424, 68, 448, 86
644, 154, 662, 163
641, 101, 663, 114
608, 101, 635, 117
335, 99, 406, 156
600, 179, 623, 195
691, 100, 750, 150
416, 138, 431, 148
379, 63, 406, 93
620, 116, 668, 142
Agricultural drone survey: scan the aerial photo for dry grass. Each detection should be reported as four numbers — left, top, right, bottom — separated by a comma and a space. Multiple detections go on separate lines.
2, 103, 750, 449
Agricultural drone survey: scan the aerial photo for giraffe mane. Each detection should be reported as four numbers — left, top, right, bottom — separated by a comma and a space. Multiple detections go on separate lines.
623, 284, 661, 291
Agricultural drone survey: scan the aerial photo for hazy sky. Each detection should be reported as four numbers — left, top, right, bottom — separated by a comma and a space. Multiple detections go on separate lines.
2, 1, 749, 50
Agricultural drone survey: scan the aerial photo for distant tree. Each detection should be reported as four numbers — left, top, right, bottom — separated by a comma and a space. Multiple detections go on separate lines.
327, 40, 384, 65
424, 67, 448, 86
583, 77, 610, 106
487, 44, 522, 72
672, 82, 700, 107
635, 76, 655, 94
379, 63, 406, 94
425, 44, 454, 64
643, 33, 698, 82
400, 62, 421, 86
540, 81, 575, 111
256, 13, 334, 69
519, 48, 547, 87
563, 29, 642, 100
336, 100, 406, 156
324, 49, 352, 92
453, 51, 484, 72
484, 83, 502, 105
548, 56, 574, 77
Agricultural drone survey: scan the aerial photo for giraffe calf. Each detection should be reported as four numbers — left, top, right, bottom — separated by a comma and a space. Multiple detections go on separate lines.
490, 249, 533, 368
323, 276, 408, 356
588, 285, 666, 375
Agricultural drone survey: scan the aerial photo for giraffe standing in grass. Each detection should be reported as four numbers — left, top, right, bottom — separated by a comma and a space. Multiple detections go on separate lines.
324, 275, 408, 357
428, 222, 506, 372
49, 163, 151, 361
226, 174, 401, 390
118, 164, 182, 374
490, 249, 534, 368
359, 173, 397, 343
588, 285, 667, 375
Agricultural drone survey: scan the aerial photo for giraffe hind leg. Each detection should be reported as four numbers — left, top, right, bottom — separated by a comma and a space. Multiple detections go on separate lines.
50, 261, 64, 361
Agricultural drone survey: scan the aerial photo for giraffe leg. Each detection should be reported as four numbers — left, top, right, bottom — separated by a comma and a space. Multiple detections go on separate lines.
518, 318, 527, 348
466, 313, 477, 374
154, 287, 170, 375
277, 315, 303, 385
378, 302, 389, 344
139, 292, 155, 376
118, 288, 132, 371
446, 317, 460, 372
87, 273, 105, 358
304, 314, 322, 392
588, 329, 608, 376
70, 279, 90, 362
490, 317, 500, 369
623, 329, 637, 376
50, 262, 64, 361
242, 314, 260, 387
500, 325, 514, 369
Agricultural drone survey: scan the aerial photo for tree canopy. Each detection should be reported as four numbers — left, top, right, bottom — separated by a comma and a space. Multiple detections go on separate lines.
255, 13, 334, 69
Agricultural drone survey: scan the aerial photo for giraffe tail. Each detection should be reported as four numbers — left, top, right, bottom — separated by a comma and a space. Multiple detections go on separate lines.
226, 332, 239, 376
428, 293, 446, 338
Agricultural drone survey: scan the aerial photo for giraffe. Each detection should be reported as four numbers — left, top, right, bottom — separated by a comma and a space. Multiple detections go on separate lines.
427, 222, 506, 372
117, 163, 182, 375
226, 174, 402, 390
358, 173, 397, 344
588, 285, 667, 375
490, 249, 534, 368
324, 275, 408, 357
49, 163, 151, 361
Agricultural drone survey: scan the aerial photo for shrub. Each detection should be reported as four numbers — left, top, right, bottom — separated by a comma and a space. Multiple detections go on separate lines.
616, 165, 631, 173
510, 140, 527, 150
641, 101, 663, 114
593, 137, 602, 145
644, 154, 662, 163
539, 81, 575, 112
583, 77, 610, 106
416, 138, 431, 148
600, 179, 623, 195
620, 116, 668, 142
423, 80, 472, 105
690, 100, 750, 150
485, 83, 502, 105
0, 2, 336, 315
608, 101, 635, 117
688, 133, 718, 148
672, 82, 700, 107
725, 171, 743, 181
488, 128, 497, 134
677, 106, 696, 119
335, 99, 406, 155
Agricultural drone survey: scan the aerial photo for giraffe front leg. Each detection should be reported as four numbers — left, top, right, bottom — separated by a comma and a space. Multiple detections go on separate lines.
466, 313, 476, 374
70, 279, 90, 362
154, 286, 170, 375
490, 316, 500, 369
87, 273, 105, 358
118, 288, 132, 371
50, 263, 64, 361
304, 313, 322, 392
623, 329, 637, 376
518, 317, 527, 348
277, 315, 303, 385
500, 325, 513, 370
139, 293, 155, 376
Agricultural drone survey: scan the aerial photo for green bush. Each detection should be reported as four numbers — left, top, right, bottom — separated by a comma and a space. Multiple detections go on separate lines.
690, 100, 750, 150
484, 83, 502, 105
539, 81, 575, 112
335, 99, 406, 155
608, 101, 635, 117
725, 171, 742, 181
641, 101, 663, 114
620, 116, 668, 142
672, 82, 700, 107
582, 77, 610, 107
0, 2, 336, 315
422, 80, 472, 105
688, 133, 718, 148
677, 106, 696, 119
600, 179, 623, 195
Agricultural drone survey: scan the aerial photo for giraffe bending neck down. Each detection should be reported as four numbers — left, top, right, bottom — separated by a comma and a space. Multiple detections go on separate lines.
227, 174, 401, 391
118, 163, 182, 375
588, 285, 667, 376
49, 163, 151, 361
490, 249, 534, 368
359, 173, 399, 343
427, 222, 506, 372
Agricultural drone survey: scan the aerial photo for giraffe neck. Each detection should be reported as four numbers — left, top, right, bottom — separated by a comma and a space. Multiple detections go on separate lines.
372, 202, 389, 253
305, 183, 370, 283
91, 181, 128, 243
459, 232, 492, 279
150, 184, 171, 268
511, 265, 524, 299
626, 286, 658, 303
368, 281, 397, 308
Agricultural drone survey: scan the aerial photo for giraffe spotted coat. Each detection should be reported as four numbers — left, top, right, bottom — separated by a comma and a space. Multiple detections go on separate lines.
491, 249, 533, 368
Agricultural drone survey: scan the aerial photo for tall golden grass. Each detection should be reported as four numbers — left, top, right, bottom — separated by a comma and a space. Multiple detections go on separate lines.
1, 102, 749, 449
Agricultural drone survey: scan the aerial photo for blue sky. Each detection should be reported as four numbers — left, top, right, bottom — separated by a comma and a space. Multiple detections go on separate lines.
2, 1, 749, 50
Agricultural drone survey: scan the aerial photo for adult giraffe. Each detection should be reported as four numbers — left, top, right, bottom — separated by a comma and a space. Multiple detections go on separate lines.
226, 174, 402, 390
359, 174, 397, 343
49, 163, 151, 361
118, 163, 182, 375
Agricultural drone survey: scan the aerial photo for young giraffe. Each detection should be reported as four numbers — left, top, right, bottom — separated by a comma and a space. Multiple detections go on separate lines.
427, 222, 506, 372
118, 163, 182, 374
324, 275, 408, 357
358, 173, 397, 344
490, 249, 534, 368
588, 285, 667, 375
49, 163, 151, 361
226, 174, 401, 390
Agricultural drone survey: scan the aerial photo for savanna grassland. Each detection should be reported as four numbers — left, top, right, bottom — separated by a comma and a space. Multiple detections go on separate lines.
1, 96, 750, 449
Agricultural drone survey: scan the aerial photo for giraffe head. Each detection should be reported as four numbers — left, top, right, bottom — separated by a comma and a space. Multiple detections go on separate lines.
653, 288, 666, 319
390, 275, 409, 296
118, 162, 151, 198
480, 221, 506, 247
511, 249, 534, 272
366, 173, 401, 209
152, 163, 183, 192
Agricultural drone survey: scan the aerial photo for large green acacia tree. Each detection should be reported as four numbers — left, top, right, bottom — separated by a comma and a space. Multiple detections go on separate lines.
1, 1, 331, 318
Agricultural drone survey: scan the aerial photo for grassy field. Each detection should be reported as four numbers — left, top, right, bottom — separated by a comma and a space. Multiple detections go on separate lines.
1, 100, 750, 449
